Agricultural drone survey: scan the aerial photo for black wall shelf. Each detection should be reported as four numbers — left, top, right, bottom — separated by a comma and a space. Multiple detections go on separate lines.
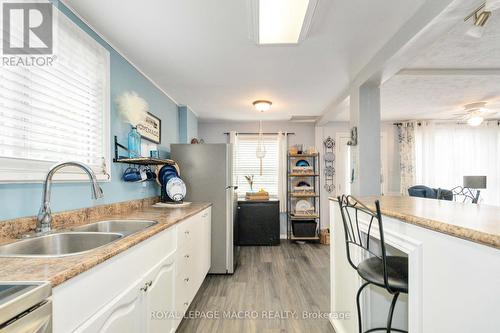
113, 136, 175, 166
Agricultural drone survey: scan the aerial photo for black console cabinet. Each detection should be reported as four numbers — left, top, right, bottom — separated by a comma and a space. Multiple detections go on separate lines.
237, 200, 280, 246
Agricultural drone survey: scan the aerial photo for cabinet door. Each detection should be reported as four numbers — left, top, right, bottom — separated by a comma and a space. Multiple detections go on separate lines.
74, 278, 145, 333
145, 255, 176, 333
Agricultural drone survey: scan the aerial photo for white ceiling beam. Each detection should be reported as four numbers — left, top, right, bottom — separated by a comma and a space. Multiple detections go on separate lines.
318, 0, 481, 126
397, 68, 500, 76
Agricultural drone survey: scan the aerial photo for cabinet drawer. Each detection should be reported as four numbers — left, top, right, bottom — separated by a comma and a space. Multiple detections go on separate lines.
175, 273, 194, 315
177, 208, 210, 251
200, 208, 211, 223
176, 217, 196, 249
176, 246, 194, 278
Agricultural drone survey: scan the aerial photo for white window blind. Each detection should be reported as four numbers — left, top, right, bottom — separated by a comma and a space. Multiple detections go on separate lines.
234, 135, 279, 197
0, 10, 110, 182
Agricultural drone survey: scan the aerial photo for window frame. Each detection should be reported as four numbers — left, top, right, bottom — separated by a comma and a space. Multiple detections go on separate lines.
233, 134, 280, 199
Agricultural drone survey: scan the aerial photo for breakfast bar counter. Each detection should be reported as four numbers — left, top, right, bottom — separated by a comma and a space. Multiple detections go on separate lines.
329, 195, 500, 333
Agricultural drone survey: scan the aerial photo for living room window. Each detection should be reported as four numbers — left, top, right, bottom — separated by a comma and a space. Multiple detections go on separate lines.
0, 11, 110, 182
415, 122, 500, 205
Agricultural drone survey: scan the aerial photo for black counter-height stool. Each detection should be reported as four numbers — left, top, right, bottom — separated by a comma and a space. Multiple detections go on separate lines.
337, 195, 408, 333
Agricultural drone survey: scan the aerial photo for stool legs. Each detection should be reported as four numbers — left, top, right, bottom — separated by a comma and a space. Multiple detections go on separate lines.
386, 292, 400, 333
356, 282, 408, 333
356, 282, 370, 333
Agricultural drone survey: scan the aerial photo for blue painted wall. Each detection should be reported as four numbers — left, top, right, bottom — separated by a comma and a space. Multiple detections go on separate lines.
178, 105, 199, 143
0, 2, 192, 221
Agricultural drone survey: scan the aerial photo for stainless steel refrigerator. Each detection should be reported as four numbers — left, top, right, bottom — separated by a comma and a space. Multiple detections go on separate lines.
171, 144, 238, 274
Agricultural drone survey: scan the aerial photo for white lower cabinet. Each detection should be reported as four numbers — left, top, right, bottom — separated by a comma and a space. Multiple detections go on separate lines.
74, 253, 176, 333
146, 255, 176, 333
73, 276, 145, 333
55, 207, 211, 333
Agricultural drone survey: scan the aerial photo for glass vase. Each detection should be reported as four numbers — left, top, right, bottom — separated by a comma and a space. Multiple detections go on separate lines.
127, 126, 141, 158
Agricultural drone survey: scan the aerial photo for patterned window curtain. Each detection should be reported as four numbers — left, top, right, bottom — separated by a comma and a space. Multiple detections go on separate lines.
398, 122, 416, 195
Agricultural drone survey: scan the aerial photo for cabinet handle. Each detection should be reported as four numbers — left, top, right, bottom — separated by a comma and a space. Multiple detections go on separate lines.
184, 254, 190, 258
185, 230, 190, 235
202, 213, 208, 218
184, 277, 190, 282
184, 302, 189, 306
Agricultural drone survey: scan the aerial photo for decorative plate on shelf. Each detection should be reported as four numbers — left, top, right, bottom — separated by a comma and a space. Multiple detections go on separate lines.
295, 159, 310, 167
295, 199, 312, 212
166, 177, 186, 202
294, 181, 313, 192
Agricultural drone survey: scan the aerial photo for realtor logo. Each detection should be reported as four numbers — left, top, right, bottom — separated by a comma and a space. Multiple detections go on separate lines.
2, 1, 53, 54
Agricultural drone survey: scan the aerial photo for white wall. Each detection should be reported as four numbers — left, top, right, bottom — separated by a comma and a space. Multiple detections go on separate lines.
315, 122, 400, 230
315, 122, 349, 231
198, 120, 316, 147
199, 120, 400, 233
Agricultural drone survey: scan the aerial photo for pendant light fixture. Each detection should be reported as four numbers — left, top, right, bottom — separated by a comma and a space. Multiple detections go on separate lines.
256, 120, 266, 175
253, 100, 272, 175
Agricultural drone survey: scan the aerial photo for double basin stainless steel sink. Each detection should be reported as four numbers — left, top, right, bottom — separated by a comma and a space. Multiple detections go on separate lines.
0, 220, 157, 258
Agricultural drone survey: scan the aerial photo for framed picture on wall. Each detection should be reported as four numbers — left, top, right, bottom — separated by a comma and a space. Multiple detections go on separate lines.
137, 112, 161, 144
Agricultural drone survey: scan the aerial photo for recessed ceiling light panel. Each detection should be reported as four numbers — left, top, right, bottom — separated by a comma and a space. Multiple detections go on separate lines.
259, 0, 309, 44
248, 0, 318, 45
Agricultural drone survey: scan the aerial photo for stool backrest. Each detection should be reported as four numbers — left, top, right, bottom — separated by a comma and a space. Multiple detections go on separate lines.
337, 195, 392, 291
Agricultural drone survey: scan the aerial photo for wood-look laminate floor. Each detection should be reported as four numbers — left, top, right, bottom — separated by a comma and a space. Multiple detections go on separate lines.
177, 241, 334, 333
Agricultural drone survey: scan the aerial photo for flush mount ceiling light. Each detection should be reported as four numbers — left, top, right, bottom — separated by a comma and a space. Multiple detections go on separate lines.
253, 100, 272, 112
464, 2, 498, 38
248, 0, 319, 45
467, 113, 484, 126
459, 102, 495, 126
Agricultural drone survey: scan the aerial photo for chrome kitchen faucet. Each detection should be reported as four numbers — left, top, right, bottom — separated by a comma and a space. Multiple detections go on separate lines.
37, 161, 104, 234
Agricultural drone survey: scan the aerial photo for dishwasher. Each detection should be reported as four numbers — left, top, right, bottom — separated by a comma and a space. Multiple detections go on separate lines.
0, 282, 52, 333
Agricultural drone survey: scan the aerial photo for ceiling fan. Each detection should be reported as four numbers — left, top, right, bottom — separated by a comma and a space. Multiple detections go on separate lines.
452, 102, 500, 126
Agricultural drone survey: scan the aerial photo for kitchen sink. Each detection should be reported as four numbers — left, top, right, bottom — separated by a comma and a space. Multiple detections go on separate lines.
0, 232, 123, 258
72, 220, 157, 235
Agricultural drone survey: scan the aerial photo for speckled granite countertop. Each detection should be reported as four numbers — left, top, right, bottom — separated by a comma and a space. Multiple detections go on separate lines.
330, 195, 500, 249
0, 202, 211, 286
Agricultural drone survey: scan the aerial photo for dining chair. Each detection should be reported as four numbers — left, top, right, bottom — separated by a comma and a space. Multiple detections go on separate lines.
451, 186, 480, 203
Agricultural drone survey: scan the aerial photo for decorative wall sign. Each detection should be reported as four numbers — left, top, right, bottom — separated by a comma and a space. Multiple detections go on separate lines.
137, 112, 161, 144
323, 136, 335, 193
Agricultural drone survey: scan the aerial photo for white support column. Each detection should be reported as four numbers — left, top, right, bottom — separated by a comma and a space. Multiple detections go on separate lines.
349, 82, 381, 196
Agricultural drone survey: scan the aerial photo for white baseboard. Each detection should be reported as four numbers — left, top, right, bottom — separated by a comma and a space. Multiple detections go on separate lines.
329, 317, 347, 333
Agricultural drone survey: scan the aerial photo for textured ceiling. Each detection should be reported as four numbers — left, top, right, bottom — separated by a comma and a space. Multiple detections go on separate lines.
64, 0, 424, 121
380, 9, 500, 121
382, 75, 500, 120
410, 10, 500, 68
